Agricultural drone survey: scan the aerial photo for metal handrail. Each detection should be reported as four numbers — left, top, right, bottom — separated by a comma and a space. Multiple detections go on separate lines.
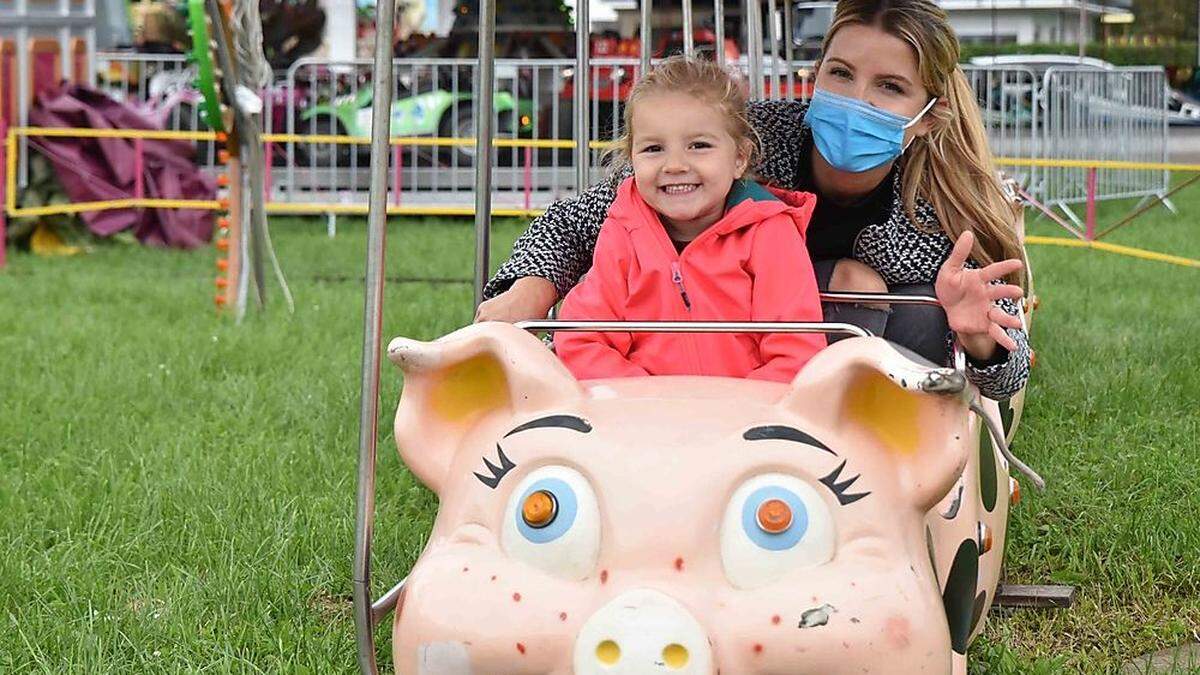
515, 320, 871, 338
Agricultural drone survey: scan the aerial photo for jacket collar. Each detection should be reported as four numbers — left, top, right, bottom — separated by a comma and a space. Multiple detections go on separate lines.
610, 177, 813, 239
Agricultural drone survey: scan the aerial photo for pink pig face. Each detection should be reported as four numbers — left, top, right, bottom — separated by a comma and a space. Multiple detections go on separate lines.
388, 323, 998, 675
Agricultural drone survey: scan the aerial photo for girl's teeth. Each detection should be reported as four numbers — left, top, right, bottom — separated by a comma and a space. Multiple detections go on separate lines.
663, 185, 697, 194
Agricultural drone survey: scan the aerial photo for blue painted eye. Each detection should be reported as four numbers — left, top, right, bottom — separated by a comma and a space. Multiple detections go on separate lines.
515, 478, 578, 544
740, 485, 809, 551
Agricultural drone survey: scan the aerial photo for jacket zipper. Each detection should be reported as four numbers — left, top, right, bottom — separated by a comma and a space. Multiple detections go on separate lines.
670, 262, 692, 311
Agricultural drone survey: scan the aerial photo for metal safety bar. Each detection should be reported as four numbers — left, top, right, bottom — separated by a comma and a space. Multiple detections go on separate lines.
515, 320, 871, 338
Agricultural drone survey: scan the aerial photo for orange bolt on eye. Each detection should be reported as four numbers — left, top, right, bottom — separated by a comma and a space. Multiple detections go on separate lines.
218, 198, 230, 210
1009, 477, 1021, 507
521, 490, 557, 529
216, 174, 230, 187
217, 149, 231, 163
1029, 349, 1038, 368
977, 522, 993, 554
215, 277, 228, 289
756, 499, 793, 534
214, 294, 227, 307
215, 132, 228, 143
216, 258, 229, 272
217, 217, 230, 229
216, 238, 230, 251
1031, 295, 1041, 311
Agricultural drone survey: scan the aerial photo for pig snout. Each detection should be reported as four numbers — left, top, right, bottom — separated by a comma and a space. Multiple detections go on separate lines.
573, 589, 713, 674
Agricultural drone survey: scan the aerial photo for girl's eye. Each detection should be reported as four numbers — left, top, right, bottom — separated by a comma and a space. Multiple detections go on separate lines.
690, 141, 712, 150
639, 144, 662, 153
881, 81, 904, 94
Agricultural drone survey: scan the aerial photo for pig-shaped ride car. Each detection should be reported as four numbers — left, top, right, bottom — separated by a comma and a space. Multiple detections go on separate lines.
386, 322, 1016, 675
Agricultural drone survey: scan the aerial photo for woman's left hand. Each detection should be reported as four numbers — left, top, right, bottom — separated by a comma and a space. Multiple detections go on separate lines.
935, 231, 1025, 353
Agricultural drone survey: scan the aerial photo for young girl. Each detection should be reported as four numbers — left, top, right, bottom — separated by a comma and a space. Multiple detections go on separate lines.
554, 56, 826, 383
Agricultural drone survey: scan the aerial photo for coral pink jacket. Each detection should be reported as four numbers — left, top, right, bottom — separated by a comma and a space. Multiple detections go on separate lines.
555, 178, 826, 383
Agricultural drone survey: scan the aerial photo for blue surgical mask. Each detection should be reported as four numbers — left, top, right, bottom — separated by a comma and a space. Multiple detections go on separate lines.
803, 88, 938, 173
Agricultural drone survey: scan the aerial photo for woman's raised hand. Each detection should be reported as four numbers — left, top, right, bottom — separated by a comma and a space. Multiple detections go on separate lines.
935, 231, 1025, 354
474, 276, 559, 324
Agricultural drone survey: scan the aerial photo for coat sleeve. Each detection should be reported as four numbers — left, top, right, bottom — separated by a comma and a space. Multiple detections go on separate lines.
745, 214, 827, 383
483, 172, 624, 300
746, 99, 808, 189
553, 224, 650, 379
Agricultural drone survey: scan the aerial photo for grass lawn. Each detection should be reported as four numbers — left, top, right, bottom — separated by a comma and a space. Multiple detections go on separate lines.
1, 185, 1197, 673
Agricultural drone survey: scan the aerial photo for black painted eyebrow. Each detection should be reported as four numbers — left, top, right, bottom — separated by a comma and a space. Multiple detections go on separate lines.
743, 425, 835, 455
504, 415, 592, 438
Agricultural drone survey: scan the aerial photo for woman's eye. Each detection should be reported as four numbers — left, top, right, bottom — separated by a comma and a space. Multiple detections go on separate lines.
830, 67, 851, 80
881, 81, 904, 94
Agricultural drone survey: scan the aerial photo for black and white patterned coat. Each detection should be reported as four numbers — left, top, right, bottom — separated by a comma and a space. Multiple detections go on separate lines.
484, 98, 1031, 400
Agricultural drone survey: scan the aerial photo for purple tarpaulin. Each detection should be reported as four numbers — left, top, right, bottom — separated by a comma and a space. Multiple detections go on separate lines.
28, 84, 218, 249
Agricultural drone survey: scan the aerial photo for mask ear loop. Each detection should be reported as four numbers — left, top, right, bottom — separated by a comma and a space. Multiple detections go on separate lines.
901, 97, 939, 152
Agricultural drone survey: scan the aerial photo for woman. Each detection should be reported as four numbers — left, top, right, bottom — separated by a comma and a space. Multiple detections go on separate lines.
477, 0, 1030, 400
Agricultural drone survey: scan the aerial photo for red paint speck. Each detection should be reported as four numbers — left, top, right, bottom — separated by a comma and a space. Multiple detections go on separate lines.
600, 570, 608, 584
490, 575, 497, 582
753, 644, 763, 655
512, 592, 522, 602
559, 612, 568, 621
771, 615, 781, 625
516, 643, 526, 655
674, 557, 684, 572
461, 566, 469, 573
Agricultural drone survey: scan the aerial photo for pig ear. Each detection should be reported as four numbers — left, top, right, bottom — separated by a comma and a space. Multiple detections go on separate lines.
387, 322, 583, 493
780, 338, 972, 510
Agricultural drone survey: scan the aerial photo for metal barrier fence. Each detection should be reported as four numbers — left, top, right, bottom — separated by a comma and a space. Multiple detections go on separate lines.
11, 53, 1171, 217
1037, 66, 1169, 219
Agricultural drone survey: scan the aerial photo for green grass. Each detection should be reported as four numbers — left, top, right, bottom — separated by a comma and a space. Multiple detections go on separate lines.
1, 188, 1197, 672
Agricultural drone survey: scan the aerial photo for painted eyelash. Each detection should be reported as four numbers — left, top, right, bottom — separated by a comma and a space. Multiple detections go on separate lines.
474, 444, 516, 489
819, 460, 871, 506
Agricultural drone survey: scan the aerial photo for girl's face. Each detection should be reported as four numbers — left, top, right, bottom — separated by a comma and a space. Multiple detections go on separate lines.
815, 22, 936, 145
629, 92, 750, 240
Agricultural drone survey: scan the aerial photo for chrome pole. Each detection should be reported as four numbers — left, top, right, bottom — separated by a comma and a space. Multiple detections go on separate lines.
683, 0, 694, 56
575, 0, 591, 193
715, 0, 726, 69
782, 0, 794, 100
767, 0, 780, 98
640, 0, 652, 76
473, 0, 497, 307
746, 0, 765, 99
353, 0, 396, 667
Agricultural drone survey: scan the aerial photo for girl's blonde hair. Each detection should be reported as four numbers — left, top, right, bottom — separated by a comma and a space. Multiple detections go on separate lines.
607, 55, 759, 171
822, 0, 1024, 283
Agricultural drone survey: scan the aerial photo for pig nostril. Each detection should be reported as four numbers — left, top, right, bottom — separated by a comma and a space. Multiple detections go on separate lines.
595, 639, 621, 665
662, 643, 689, 669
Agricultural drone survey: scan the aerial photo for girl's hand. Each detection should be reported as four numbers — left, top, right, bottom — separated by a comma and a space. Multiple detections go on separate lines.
935, 231, 1025, 354
474, 276, 559, 323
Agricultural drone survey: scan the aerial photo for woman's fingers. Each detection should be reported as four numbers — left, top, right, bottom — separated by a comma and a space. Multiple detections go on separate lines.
986, 283, 1025, 301
989, 306, 1024, 331
945, 230, 975, 270
988, 322, 1018, 352
982, 258, 1024, 281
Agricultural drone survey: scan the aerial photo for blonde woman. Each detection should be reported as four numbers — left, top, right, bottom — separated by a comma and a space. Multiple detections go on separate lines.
478, 0, 1030, 400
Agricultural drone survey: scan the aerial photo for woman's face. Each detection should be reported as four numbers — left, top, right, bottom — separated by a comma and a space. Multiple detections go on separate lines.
815, 22, 936, 142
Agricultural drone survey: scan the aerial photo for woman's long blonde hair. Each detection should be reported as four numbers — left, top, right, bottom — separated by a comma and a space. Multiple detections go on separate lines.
821, 0, 1023, 281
